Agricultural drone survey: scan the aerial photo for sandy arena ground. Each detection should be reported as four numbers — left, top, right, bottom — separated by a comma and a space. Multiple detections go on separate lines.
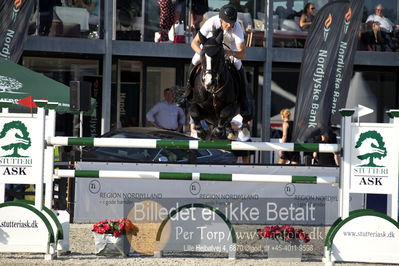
0, 223, 398, 266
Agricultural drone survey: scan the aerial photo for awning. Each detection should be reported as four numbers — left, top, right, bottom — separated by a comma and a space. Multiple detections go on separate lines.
0, 58, 70, 112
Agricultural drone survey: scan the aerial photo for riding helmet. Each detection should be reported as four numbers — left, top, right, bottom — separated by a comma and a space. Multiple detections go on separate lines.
219, 4, 238, 24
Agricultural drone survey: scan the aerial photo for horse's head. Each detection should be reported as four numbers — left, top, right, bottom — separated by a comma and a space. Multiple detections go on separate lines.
199, 29, 225, 92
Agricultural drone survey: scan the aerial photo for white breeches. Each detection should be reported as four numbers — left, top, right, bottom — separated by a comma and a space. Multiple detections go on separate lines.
191, 52, 242, 70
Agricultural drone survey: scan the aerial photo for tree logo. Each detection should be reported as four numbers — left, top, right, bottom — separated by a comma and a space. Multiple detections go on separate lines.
0, 75, 24, 94
0, 121, 32, 157
354, 130, 387, 167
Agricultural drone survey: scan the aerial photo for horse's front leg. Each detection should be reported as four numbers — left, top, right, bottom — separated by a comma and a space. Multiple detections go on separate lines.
189, 104, 208, 139
213, 104, 236, 139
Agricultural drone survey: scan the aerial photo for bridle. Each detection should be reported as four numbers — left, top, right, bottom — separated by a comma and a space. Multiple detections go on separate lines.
201, 44, 226, 93
200, 43, 231, 107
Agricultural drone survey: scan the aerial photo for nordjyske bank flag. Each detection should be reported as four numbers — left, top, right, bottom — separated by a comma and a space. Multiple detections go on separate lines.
330, 0, 364, 125
292, 0, 350, 143
0, 0, 36, 62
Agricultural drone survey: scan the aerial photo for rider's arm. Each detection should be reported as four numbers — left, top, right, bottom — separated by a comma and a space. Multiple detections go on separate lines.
225, 24, 246, 59
225, 42, 246, 59
191, 34, 202, 53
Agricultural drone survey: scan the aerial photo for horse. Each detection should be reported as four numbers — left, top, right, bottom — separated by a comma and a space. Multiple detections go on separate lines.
188, 29, 241, 140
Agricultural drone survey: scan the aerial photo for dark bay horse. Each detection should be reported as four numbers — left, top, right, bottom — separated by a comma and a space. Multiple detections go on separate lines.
188, 29, 241, 140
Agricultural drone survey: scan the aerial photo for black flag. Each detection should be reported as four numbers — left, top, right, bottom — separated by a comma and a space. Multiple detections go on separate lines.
0, 0, 36, 62
330, 0, 364, 125
292, 0, 350, 143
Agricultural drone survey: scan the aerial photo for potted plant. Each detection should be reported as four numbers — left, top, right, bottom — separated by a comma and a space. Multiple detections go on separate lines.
92, 217, 139, 257
257, 225, 310, 260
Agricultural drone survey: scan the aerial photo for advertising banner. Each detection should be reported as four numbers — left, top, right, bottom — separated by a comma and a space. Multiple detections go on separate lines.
74, 178, 364, 225
0, 204, 49, 252
349, 124, 398, 194
328, 211, 399, 263
292, 0, 350, 142
0, 0, 36, 62
330, 0, 364, 125
0, 116, 42, 184
83, 76, 102, 137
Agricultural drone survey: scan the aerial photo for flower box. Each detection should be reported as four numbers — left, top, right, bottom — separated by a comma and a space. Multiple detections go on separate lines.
257, 225, 310, 261
93, 232, 131, 257
92, 218, 139, 257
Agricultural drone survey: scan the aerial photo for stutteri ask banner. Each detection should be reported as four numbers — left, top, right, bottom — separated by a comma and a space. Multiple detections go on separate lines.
0, 0, 36, 62
330, 0, 364, 125
292, 0, 350, 143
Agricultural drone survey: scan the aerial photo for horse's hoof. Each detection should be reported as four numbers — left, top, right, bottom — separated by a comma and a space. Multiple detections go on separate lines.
197, 130, 207, 140
214, 128, 224, 137
242, 127, 250, 137
211, 127, 225, 139
227, 132, 237, 140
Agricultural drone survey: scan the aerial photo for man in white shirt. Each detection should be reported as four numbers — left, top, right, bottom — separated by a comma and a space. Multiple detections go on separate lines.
365, 4, 399, 51
182, 4, 253, 121
146, 88, 185, 131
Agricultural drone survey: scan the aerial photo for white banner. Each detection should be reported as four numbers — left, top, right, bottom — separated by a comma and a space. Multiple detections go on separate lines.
350, 123, 399, 194
330, 212, 399, 263
0, 116, 41, 184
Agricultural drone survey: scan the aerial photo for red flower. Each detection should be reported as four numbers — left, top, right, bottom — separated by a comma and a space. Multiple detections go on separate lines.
92, 217, 139, 236
257, 225, 310, 243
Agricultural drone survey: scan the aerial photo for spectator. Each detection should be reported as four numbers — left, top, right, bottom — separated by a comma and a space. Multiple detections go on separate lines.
275, 0, 296, 20
146, 88, 185, 131
364, 4, 399, 52
155, 0, 176, 42
190, 0, 209, 32
313, 132, 339, 166
299, 2, 315, 32
229, 0, 247, 13
174, 0, 185, 22
230, 114, 252, 164
75, 0, 100, 27
278, 108, 299, 164
39, 0, 56, 36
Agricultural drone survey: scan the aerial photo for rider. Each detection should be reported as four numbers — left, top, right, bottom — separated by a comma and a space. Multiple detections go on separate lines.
183, 4, 253, 121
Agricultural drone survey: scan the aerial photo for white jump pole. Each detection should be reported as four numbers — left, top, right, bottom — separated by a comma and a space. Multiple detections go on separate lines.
386, 110, 399, 220
47, 137, 340, 153
44, 103, 58, 209
56, 169, 339, 184
34, 100, 48, 210
339, 109, 355, 219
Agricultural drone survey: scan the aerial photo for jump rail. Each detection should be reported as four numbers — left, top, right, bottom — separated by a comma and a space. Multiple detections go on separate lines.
47, 137, 340, 153
56, 169, 338, 184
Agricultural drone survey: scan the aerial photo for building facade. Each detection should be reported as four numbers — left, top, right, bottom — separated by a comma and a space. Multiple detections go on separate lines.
22, 0, 399, 146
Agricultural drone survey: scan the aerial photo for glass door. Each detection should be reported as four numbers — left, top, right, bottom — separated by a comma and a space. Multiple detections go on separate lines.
116, 60, 143, 128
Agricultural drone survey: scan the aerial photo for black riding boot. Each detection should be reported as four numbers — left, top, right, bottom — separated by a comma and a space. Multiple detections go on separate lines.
238, 66, 254, 121
177, 64, 196, 107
